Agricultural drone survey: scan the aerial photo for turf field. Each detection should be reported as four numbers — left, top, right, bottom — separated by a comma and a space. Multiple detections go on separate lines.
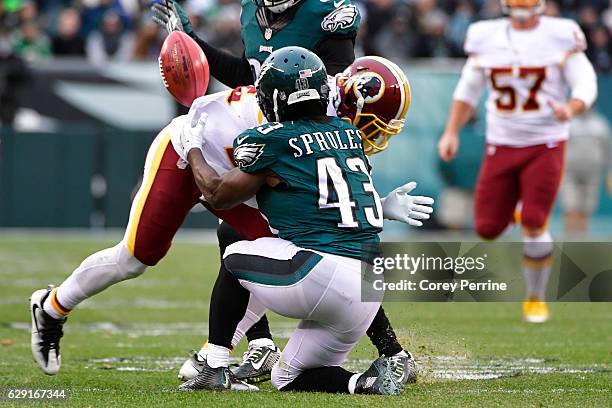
0, 234, 610, 407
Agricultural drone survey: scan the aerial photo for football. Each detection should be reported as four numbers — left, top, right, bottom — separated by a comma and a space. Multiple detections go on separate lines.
158, 31, 209, 107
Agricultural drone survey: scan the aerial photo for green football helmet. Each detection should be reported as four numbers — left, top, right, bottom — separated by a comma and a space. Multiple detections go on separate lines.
255, 46, 330, 123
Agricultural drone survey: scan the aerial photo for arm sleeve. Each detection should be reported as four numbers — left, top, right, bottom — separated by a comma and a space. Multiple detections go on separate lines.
563, 52, 598, 109
316, 37, 356, 75
452, 56, 486, 108
191, 34, 254, 88
233, 129, 279, 173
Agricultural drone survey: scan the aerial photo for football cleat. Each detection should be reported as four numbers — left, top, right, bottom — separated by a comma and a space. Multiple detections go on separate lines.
233, 344, 281, 384
388, 350, 418, 384
523, 297, 549, 323
355, 356, 404, 395
30, 286, 66, 375
178, 360, 258, 392
178, 351, 207, 382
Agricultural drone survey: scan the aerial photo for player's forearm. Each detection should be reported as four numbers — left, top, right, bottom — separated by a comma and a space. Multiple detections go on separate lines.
316, 37, 356, 75
187, 149, 264, 210
191, 34, 253, 87
187, 148, 222, 201
444, 100, 474, 136
566, 98, 586, 118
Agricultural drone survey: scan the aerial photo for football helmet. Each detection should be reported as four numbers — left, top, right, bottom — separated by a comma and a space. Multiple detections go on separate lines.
335, 56, 411, 155
255, 46, 329, 122
501, 0, 545, 20
253, 0, 302, 14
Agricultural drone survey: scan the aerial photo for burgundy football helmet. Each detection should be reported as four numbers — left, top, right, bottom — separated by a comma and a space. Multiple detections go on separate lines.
335, 56, 411, 155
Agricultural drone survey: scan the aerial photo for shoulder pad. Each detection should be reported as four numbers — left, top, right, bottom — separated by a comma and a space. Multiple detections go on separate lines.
542, 17, 587, 53
464, 18, 506, 55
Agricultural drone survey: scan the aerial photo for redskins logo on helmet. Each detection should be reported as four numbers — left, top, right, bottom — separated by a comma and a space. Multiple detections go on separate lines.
501, 0, 545, 20
335, 56, 411, 155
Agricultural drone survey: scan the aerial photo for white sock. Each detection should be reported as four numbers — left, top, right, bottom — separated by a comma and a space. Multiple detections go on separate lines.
232, 296, 269, 348
522, 231, 553, 300
207, 344, 230, 368
348, 373, 361, 394
197, 344, 208, 360
248, 338, 275, 349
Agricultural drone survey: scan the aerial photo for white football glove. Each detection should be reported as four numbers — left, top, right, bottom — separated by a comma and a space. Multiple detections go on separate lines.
381, 181, 434, 227
151, 0, 185, 35
180, 108, 208, 158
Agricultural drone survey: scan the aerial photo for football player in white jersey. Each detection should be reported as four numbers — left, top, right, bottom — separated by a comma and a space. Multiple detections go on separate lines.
29, 56, 433, 383
438, 0, 598, 322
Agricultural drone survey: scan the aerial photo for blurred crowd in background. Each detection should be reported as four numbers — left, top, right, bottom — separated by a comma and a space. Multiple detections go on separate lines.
0, 0, 611, 71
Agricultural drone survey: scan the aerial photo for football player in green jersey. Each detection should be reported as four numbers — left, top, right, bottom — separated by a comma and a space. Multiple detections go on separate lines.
152, 0, 360, 85
153, 0, 418, 384
179, 47, 406, 395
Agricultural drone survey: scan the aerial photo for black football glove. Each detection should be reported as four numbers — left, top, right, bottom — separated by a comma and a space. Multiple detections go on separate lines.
151, 0, 193, 36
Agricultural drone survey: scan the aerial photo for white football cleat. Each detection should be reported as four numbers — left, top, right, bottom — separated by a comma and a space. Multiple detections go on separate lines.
30, 286, 66, 375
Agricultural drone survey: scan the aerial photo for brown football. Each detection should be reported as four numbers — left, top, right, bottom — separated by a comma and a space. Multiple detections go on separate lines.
158, 31, 210, 107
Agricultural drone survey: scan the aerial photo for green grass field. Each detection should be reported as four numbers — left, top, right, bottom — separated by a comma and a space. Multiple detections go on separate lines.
0, 235, 610, 407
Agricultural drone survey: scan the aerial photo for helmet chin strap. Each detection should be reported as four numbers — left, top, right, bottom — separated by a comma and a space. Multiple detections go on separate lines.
273, 88, 280, 122
354, 97, 365, 124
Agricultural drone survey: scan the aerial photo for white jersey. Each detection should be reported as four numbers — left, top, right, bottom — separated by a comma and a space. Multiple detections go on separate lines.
169, 86, 263, 177
459, 16, 591, 147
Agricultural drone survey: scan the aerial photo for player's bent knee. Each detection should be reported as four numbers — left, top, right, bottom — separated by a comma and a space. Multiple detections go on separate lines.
475, 220, 507, 240
271, 364, 294, 391
117, 243, 147, 280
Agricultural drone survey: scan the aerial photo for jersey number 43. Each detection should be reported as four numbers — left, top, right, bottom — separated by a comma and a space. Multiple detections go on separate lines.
317, 157, 384, 229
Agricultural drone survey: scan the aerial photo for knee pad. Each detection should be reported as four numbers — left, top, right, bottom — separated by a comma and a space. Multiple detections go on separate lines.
523, 230, 553, 259
217, 222, 247, 257
117, 243, 147, 279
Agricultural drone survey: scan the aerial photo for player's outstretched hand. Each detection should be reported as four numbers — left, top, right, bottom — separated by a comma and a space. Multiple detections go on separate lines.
381, 182, 435, 227
180, 108, 208, 157
548, 99, 573, 122
151, 0, 193, 36
438, 131, 459, 162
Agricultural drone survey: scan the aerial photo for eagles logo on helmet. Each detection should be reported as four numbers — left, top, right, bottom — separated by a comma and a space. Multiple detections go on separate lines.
336, 56, 411, 155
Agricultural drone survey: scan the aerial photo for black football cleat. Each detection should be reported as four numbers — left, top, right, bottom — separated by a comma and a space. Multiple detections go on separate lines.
178, 359, 258, 392
355, 356, 404, 395
30, 286, 66, 375
233, 344, 281, 384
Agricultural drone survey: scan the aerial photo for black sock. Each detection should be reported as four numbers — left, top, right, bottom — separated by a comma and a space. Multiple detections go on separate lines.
245, 315, 273, 342
366, 306, 403, 357
280, 366, 354, 393
208, 262, 250, 349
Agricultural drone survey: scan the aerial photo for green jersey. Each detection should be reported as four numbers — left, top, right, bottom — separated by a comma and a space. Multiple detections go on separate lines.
240, 0, 360, 79
233, 117, 382, 261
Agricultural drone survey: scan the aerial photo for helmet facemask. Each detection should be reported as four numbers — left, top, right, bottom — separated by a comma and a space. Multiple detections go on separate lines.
501, 0, 545, 20
254, 0, 301, 14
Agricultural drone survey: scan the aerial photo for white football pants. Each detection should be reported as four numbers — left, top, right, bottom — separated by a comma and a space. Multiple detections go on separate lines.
223, 237, 381, 390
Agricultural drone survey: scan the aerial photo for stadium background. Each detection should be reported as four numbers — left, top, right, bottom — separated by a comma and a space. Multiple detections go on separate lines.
1, 0, 611, 235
